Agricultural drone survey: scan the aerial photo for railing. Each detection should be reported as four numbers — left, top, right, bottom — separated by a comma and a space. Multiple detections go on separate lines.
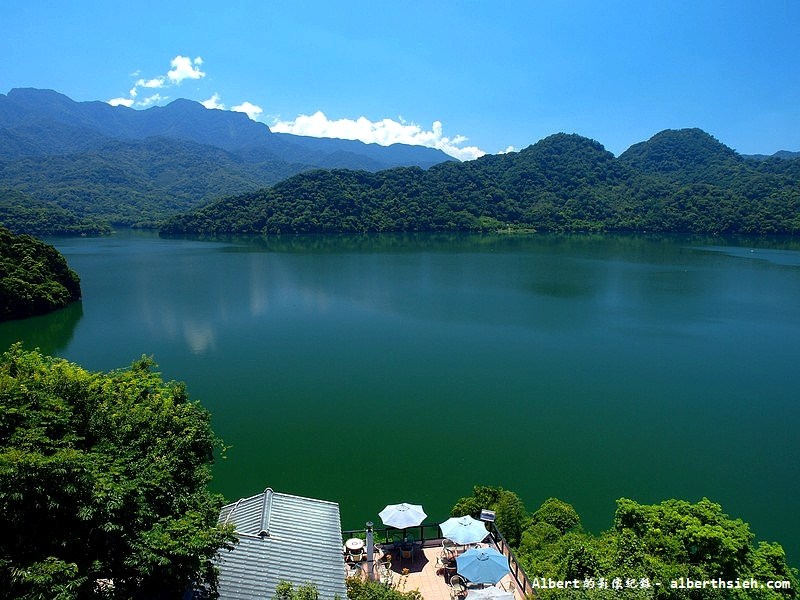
486, 522, 536, 599
342, 522, 536, 598
342, 523, 443, 546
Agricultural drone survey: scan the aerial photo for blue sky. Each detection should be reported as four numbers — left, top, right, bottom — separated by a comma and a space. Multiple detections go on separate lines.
2, 1, 799, 159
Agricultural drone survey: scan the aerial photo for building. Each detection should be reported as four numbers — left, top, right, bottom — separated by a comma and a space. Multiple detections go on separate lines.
213, 487, 347, 600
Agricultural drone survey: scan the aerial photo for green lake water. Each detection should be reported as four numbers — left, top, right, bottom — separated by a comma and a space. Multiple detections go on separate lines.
2, 230, 799, 561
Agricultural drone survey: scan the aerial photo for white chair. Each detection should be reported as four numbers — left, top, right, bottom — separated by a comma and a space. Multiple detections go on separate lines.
449, 575, 467, 600
442, 538, 457, 559
379, 563, 394, 585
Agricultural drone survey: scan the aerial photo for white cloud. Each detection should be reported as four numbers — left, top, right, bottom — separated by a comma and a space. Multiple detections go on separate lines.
108, 97, 134, 107
202, 93, 225, 110
167, 55, 206, 84
498, 145, 517, 154
137, 93, 166, 107
108, 55, 205, 108
232, 101, 263, 120
270, 111, 486, 161
107, 58, 488, 161
136, 77, 166, 89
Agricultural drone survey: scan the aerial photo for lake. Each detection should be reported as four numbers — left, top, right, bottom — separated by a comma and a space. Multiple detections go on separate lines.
2, 230, 799, 561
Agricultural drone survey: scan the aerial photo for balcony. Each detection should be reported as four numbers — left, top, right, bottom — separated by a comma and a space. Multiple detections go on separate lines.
342, 522, 535, 600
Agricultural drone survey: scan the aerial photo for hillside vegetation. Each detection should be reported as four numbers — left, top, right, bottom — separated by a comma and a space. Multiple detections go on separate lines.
0, 346, 235, 598
454, 486, 798, 599
0, 88, 453, 229
0, 226, 81, 321
0, 188, 110, 235
163, 129, 800, 236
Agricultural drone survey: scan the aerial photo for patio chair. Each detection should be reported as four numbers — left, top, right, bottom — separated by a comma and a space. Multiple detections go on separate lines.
391, 532, 404, 550
449, 575, 467, 600
379, 563, 394, 586
400, 544, 414, 564
442, 538, 457, 559
346, 562, 365, 580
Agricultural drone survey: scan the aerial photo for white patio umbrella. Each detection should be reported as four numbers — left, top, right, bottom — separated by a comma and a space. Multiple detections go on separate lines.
440, 515, 489, 545
378, 502, 427, 529
466, 586, 515, 600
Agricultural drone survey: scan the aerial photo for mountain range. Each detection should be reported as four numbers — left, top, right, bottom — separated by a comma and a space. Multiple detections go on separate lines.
1, 88, 799, 237
0, 88, 452, 231
163, 128, 800, 236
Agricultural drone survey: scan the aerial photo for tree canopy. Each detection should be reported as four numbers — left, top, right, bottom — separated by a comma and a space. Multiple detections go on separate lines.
0, 346, 235, 599
0, 88, 450, 230
452, 486, 798, 599
162, 130, 800, 236
0, 226, 82, 321
0, 188, 110, 236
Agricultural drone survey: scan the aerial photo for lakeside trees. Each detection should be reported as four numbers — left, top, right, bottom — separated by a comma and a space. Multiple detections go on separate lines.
163, 130, 800, 237
0, 188, 111, 236
0, 346, 235, 599
452, 486, 798, 599
0, 226, 82, 321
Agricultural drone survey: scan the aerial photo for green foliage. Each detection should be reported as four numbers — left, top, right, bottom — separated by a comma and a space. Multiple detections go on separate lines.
0, 226, 81, 321
345, 576, 423, 600
163, 130, 800, 236
451, 485, 529, 546
274, 581, 321, 600
0, 88, 450, 228
0, 138, 302, 227
515, 496, 799, 599
531, 498, 582, 534
0, 188, 111, 236
453, 488, 798, 599
0, 346, 236, 599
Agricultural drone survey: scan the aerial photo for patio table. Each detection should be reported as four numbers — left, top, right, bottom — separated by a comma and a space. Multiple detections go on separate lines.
345, 538, 365, 552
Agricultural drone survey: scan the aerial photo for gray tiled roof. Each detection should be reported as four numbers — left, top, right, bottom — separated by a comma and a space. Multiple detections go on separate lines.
214, 488, 347, 600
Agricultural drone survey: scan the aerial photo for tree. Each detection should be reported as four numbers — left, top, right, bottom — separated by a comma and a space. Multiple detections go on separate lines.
515, 495, 799, 599
274, 581, 321, 600
345, 576, 423, 600
0, 226, 81, 321
451, 485, 529, 546
0, 345, 235, 599
530, 497, 582, 534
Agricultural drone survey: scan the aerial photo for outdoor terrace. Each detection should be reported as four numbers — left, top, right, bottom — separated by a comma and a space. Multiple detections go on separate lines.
342, 523, 535, 600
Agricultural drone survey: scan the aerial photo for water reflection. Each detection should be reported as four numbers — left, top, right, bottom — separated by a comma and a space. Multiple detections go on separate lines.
0, 301, 83, 354
137, 232, 800, 351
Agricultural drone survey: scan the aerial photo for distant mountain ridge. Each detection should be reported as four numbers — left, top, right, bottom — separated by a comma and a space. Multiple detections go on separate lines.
0, 88, 453, 229
0, 88, 452, 166
742, 150, 800, 161
2, 88, 799, 236
163, 129, 800, 236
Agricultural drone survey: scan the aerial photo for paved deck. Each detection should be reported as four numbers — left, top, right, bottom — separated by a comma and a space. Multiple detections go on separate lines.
346, 540, 524, 600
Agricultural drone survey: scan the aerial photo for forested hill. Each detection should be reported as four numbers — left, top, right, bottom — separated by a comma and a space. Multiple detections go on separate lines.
162, 129, 800, 235
0, 188, 110, 236
0, 88, 453, 229
0, 227, 81, 321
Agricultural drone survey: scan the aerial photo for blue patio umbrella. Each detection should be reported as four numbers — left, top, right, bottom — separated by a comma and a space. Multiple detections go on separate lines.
456, 547, 510, 584
440, 515, 489, 545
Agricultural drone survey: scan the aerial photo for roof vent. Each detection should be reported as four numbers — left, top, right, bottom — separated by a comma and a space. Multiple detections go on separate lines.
258, 487, 274, 538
